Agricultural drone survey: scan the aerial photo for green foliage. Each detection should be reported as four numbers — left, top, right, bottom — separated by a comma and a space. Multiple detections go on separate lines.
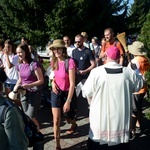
0, 0, 51, 46
138, 12, 150, 51
144, 110, 150, 120
0, 0, 128, 45
138, 11, 150, 120
128, 0, 150, 34
42, 59, 50, 70
45, 0, 128, 39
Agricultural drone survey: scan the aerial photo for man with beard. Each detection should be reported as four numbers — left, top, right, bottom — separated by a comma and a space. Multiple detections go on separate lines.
99, 28, 124, 65
72, 34, 96, 85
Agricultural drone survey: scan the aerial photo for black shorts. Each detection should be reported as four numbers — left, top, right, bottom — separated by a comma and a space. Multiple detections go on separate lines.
51, 90, 77, 120
132, 93, 146, 114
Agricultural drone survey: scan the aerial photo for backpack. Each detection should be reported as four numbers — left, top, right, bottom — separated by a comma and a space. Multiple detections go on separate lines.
64, 58, 82, 86
0, 99, 44, 147
18, 60, 47, 91
104, 40, 129, 66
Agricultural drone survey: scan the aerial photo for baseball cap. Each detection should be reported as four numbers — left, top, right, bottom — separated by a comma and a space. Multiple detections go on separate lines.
106, 46, 120, 60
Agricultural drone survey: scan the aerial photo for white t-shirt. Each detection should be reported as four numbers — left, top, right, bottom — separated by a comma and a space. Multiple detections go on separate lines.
3, 54, 19, 84
0, 52, 3, 65
83, 41, 94, 51
66, 45, 75, 57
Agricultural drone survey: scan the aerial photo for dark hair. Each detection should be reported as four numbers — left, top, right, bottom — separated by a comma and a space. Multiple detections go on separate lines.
0, 39, 4, 48
4, 39, 16, 54
21, 37, 29, 44
17, 43, 32, 63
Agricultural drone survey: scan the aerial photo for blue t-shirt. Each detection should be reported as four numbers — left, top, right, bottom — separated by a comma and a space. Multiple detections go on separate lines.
72, 47, 95, 78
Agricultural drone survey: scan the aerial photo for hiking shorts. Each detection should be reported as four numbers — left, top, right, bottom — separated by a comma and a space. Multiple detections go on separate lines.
132, 93, 146, 115
51, 90, 76, 120
20, 90, 41, 118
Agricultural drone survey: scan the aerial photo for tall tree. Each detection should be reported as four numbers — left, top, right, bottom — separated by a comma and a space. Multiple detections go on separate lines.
0, 0, 128, 46
138, 11, 150, 119
0, 0, 52, 45
45, 0, 129, 39
138, 11, 150, 51
128, 0, 150, 34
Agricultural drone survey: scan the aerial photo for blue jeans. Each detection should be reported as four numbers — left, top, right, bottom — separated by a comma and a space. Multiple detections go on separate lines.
4, 82, 15, 91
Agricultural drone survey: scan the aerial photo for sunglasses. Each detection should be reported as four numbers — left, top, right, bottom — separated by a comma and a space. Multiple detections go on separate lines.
74, 41, 81, 43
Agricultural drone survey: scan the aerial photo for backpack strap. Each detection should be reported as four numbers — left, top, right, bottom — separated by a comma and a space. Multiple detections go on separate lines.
64, 58, 70, 74
30, 61, 34, 72
17, 63, 21, 71
114, 40, 118, 47
0, 100, 13, 125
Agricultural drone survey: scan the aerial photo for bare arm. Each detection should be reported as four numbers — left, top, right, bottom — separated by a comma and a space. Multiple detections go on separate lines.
22, 67, 44, 89
79, 60, 96, 75
119, 55, 124, 66
3, 51, 14, 69
99, 50, 106, 59
63, 67, 76, 113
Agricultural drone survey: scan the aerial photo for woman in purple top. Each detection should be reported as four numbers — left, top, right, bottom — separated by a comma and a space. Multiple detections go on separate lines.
49, 39, 77, 150
15, 43, 44, 131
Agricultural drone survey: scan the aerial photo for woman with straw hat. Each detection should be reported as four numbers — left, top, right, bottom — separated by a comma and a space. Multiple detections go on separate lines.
49, 39, 77, 150
128, 41, 150, 138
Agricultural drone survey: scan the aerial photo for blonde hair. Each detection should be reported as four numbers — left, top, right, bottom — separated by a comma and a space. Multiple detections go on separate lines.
51, 47, 68, 70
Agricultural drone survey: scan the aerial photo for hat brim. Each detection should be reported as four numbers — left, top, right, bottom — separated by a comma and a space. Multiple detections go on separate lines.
49, 44, 66, 50
8, 91, 18, 100
128, 45, 146, 56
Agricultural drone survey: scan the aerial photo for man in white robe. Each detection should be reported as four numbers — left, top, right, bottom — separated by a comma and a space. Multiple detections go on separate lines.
82, 46, 144, 150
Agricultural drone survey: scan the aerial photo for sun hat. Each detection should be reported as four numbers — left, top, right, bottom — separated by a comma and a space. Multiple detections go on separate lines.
49, 39, 65, 50
8, 85, 26, 100
106, 46, 120, 60
128, 41, 146, 56
0, 68, 7, 83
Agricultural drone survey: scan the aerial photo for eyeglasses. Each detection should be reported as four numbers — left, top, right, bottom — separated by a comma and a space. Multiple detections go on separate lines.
74, 41, 81, 43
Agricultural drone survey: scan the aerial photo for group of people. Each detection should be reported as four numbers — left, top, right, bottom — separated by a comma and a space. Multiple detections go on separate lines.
49, 28, 150, 150
0, 38, 44, 149
0, 27, 149, 150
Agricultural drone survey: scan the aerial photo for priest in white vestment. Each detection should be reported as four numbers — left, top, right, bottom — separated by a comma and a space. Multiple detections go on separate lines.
82, 45, 144, 150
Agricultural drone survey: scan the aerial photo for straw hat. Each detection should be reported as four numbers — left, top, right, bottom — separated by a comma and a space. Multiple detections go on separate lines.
128, 41, 147, 56
8, 91, 18, 100
8, 85, 26, 100
49, 39, 65, 50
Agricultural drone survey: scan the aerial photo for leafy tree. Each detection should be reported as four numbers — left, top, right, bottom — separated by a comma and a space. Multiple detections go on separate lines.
138, 11, 150, 119
45, 0, 129, 39
128, 0, 150, 34
0, 0, 129, 46
0, 0, 52, 46
138, 11, 150, 51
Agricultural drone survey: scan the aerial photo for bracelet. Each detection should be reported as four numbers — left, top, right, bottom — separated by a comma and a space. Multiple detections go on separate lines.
66, 99, 71, 103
